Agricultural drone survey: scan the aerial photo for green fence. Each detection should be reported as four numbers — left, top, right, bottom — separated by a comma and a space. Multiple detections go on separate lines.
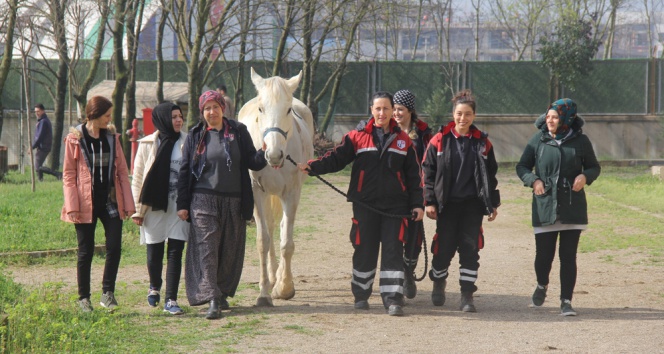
1, 58, 657, 117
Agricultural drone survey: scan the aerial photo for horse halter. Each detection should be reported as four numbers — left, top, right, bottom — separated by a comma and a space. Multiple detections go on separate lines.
262, 126, 289, 140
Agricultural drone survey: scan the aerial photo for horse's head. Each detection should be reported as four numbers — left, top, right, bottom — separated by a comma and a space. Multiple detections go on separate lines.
251, 67, 302, 168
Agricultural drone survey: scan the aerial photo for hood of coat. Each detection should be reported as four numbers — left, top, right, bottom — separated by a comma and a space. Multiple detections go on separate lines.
534, 113, 585, 133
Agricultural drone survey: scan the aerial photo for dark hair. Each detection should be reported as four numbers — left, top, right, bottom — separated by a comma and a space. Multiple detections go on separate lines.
370, 91, 394, 106
85, 96, 113, 121
218, 85, 227, 92
451, 90, 476, 113
34, 103, 45, 110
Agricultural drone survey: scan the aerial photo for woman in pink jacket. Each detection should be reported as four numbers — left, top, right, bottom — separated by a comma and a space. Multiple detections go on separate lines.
61, 96, 135, 312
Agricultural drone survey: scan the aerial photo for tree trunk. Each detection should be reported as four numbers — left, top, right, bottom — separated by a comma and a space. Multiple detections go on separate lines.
73, 0, 109, 115
112, 0, 129, 164
156, 2, 168, 103
124, 0, 145, 163
22, 57, 36, 191
272, 0, 297, 77
0, 0, 18, 139
319, 0, 371, 134
411, 0, 424, 60
235, 1, 252, 109
50, 0, 70, 171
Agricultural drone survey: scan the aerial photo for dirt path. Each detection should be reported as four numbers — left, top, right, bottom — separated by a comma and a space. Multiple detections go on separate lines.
7, 173, 664, 353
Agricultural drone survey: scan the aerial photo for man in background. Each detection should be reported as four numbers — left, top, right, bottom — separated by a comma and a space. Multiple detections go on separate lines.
32, 103, 61, 181
217, 85, 235, 120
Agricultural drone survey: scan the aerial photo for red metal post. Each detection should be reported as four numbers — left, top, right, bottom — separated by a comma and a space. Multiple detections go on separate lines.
126, 119, 143, 174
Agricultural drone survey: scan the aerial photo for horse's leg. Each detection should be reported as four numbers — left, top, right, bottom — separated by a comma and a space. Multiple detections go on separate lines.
266, 196, 280, 288
271, 189, 300, 300
254, 191, 274, 307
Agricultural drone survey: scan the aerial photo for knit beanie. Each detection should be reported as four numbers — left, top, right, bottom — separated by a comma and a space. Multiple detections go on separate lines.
393, 90, 415, 111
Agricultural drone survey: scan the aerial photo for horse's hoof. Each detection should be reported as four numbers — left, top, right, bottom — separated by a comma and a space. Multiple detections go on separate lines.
282, 290, 295, 300
272, 287, 295, 300
255, 297, 274, 307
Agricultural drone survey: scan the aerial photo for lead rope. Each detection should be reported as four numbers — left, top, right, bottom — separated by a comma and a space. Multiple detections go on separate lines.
285, 155, 428, 282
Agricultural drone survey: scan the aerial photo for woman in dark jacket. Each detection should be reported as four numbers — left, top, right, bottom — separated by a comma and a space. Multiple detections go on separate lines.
298, 91, 424, 317
176, 90, 267, 319
516, 98, 601, 316
421, 90, 500, 313
392, 89, 432, 300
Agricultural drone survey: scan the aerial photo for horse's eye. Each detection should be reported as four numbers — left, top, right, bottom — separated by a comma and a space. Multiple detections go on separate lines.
287, 108, 292, 115
258, 107, 263, 113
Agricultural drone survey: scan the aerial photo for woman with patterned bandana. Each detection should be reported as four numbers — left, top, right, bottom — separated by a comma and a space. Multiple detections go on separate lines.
177, 90, 267, 320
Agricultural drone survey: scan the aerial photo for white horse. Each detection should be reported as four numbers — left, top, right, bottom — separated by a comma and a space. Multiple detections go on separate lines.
239, 68, 314, 307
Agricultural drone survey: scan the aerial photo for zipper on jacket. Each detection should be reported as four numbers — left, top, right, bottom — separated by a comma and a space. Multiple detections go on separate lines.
396, 171, 406, 191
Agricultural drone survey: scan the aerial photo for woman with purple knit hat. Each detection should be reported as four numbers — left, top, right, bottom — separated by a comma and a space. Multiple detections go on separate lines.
176, 90, 267, 319
516, 98, 601, 316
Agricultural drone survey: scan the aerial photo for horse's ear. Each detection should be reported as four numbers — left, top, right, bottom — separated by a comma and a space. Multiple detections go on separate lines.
285, 71, 302, 94
250, 67, 265, 90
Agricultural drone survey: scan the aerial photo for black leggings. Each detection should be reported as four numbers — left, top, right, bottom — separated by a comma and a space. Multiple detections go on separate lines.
75, 195, 123, 300
146, 239, 186, 301
534, 230, 581, 301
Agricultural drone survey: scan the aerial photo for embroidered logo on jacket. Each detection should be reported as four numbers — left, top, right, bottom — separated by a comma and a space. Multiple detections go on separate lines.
397, 140, 406, 149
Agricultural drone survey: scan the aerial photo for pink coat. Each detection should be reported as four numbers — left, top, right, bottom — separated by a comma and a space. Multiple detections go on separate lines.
61, 125, 135, 223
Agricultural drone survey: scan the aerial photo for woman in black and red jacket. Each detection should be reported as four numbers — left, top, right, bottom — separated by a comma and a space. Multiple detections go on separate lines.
298, 91, 424, 317
421, 90, 500, 312
392, 89, 433, 300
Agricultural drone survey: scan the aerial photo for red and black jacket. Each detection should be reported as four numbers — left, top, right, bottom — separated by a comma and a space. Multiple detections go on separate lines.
422, 121, 500, 215
308, 117, 424, 212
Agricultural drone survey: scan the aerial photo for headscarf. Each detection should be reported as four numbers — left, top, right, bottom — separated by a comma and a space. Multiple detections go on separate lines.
198, 90, 225, 118
547, 98, 577, 140
393, 89, 415, 111
139, 102, 182, 212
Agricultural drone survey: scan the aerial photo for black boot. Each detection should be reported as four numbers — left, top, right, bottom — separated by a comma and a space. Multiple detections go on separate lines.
431, 279, 446, 306
206, 299, 221, 319
220, 294, 230, 310
460, 291, 476, 312
403, 270, 417, 299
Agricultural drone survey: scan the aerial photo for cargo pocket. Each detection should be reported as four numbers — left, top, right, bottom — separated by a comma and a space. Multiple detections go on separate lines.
349, 218, 361, 246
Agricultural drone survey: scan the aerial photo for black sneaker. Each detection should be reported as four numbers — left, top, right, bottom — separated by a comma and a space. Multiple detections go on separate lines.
354, 300, 369, 310
431, 279, 446, 306
100, 291, 118, 311
560, 299, 577, 316
531, 284, 547, 307
387, 304, 404, 316
460, 292, 476, 312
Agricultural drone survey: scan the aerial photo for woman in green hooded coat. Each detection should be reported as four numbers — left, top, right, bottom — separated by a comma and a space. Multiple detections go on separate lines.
516, 98, 601, 316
